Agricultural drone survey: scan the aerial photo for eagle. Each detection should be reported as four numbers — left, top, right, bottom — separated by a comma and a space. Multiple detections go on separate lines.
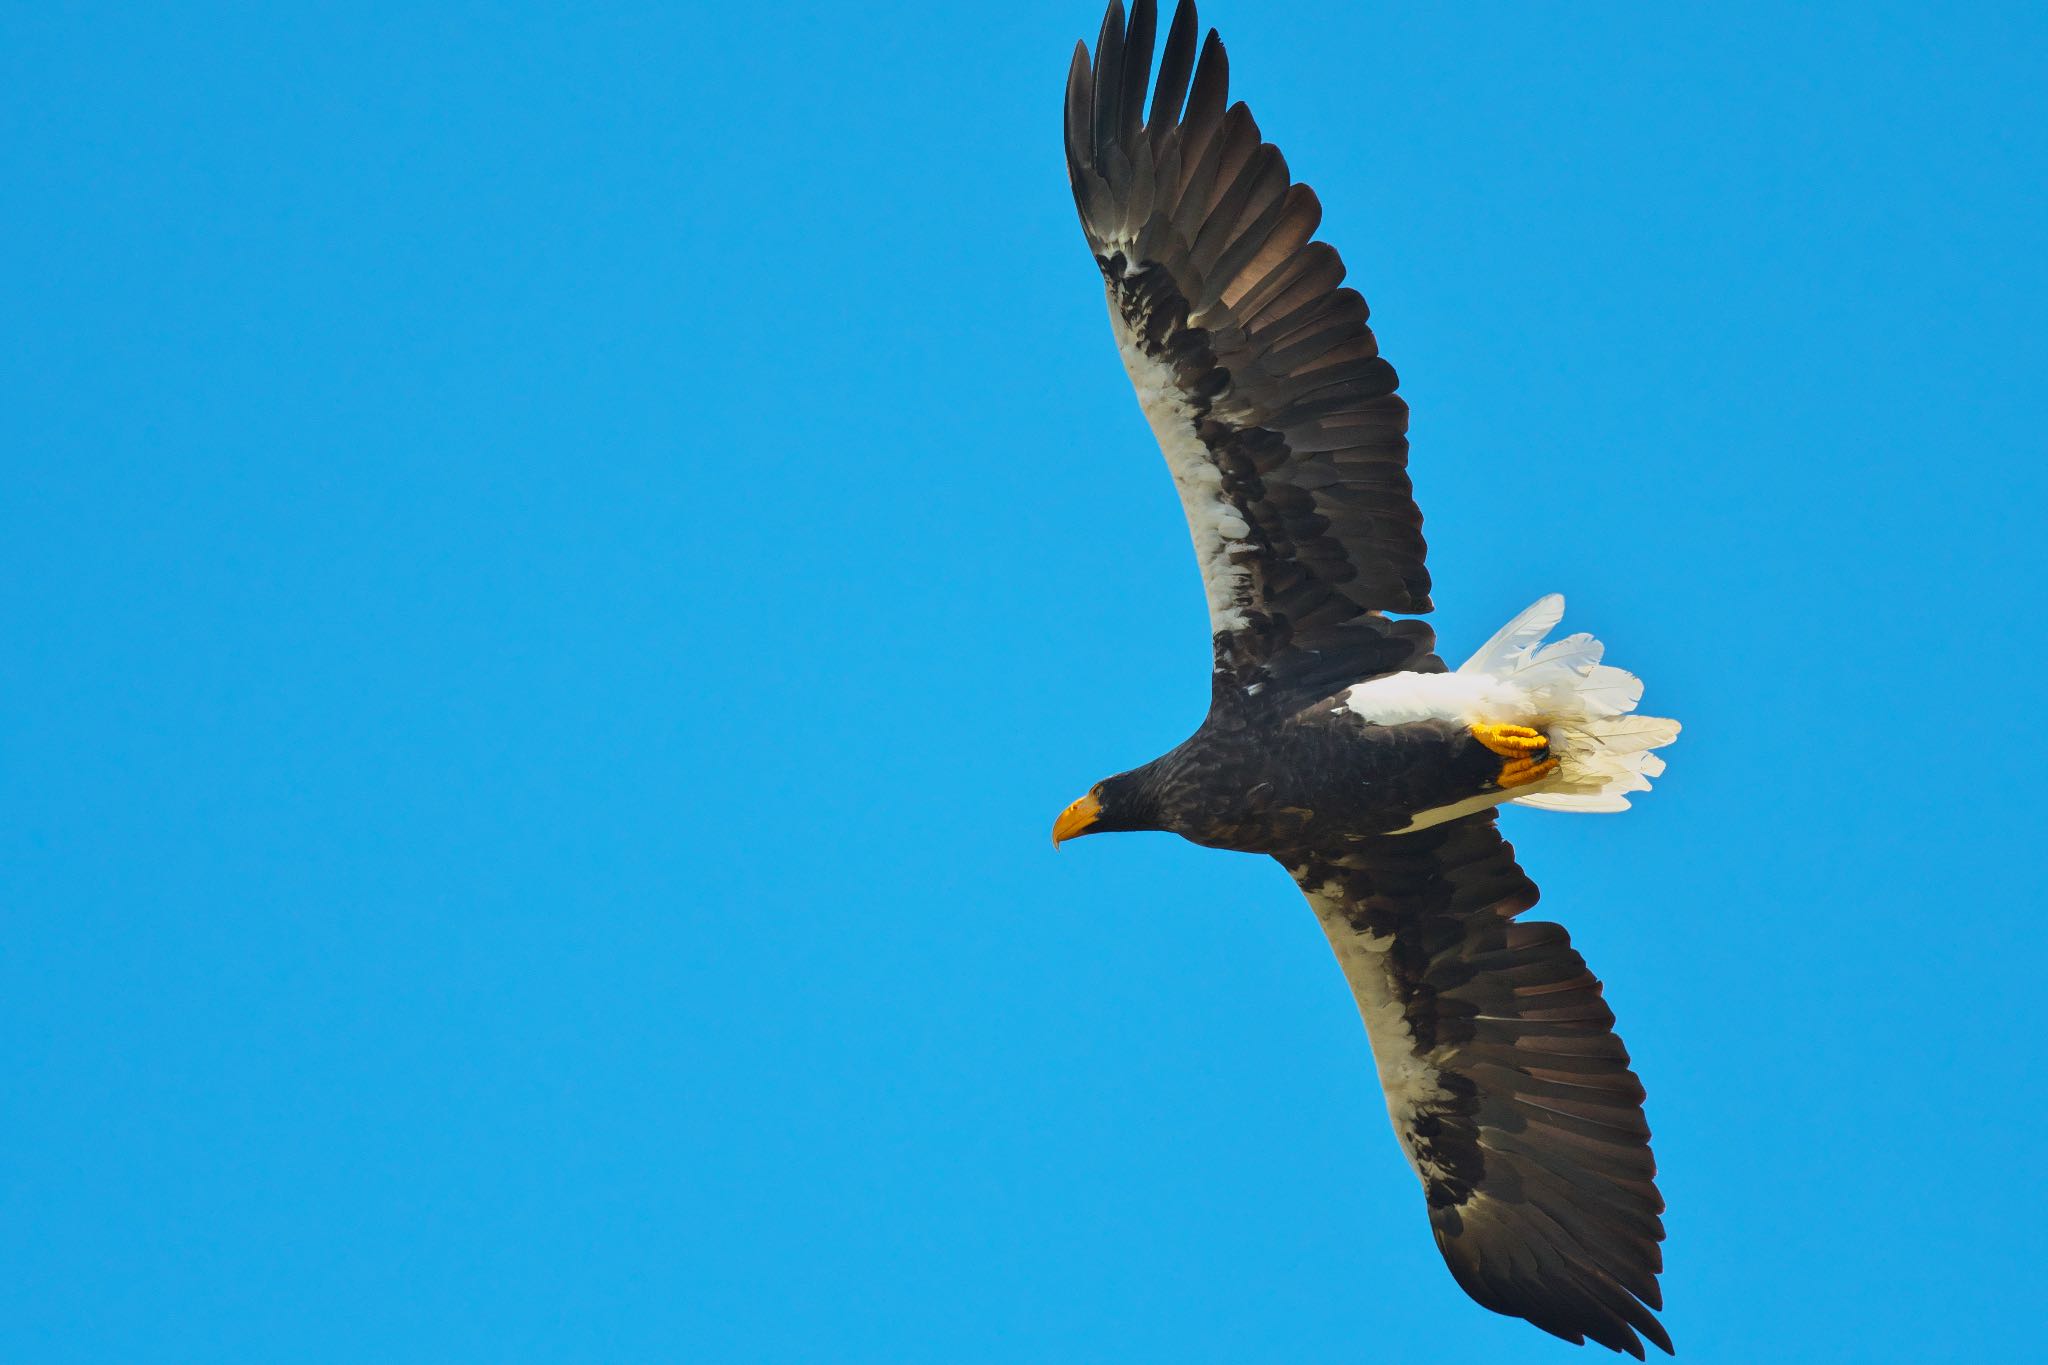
1052, 2, 1683, 1356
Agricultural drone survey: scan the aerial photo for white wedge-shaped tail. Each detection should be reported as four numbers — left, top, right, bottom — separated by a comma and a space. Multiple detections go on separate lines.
1457, 595, 1679, 812
1339, 594, 1681, 814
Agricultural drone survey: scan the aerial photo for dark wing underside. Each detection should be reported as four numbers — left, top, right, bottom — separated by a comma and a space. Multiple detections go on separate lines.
1066, 0, 1439, 708
1290, 816, 1672, 1358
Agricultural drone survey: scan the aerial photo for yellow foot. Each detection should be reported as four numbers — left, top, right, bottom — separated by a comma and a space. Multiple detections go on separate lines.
1496, 755, 1560, 789
1470, 722, 1549, 758
1470, 722, 1558, 789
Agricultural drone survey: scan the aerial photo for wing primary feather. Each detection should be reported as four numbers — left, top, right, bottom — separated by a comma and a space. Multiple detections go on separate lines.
1091, 2, 1126, 173
1118, 0, 1156, 148
1184, 27, 1229, 144
1147, 0, 1200, 140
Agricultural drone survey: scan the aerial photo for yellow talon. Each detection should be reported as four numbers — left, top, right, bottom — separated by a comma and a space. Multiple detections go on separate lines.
1473, 722, 1557, 790
1497, 756, 1560, 789
1471, 722, 1549, 758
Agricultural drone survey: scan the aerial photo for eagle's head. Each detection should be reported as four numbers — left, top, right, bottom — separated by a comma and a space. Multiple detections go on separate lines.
1050, 769, 1160, 845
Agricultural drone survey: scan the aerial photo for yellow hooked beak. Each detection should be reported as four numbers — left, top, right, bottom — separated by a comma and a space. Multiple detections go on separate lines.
1051, 791, 1102, 847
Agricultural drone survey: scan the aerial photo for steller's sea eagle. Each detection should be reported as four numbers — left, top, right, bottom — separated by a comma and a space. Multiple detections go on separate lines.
1052, 2, 1682, 1356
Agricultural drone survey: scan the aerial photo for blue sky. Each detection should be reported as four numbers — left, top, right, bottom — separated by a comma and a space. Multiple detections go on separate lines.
6, 1, 2046, 1360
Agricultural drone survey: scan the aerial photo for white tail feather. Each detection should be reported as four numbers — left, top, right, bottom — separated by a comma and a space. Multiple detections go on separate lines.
1459, 592, 1565, 677
1457, 596, 1680, 813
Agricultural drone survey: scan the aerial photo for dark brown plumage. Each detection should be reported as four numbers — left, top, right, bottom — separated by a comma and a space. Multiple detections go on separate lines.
1053, 2, 1675, 1357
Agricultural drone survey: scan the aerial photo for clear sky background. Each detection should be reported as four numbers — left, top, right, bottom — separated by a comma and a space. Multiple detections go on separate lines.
7, 2, 2046, 1361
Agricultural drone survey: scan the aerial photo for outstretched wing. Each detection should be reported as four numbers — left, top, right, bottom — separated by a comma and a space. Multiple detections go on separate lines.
1065, 0, 1437, 707
1290, 817, 1672, 1358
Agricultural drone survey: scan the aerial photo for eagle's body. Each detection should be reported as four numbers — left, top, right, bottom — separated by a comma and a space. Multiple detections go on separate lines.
1110, 704, 1503, 851
1054, 3, 1683, 1358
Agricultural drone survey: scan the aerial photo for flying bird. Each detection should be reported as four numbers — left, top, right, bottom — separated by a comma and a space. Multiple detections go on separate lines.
1054, 2, 1681, 1355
